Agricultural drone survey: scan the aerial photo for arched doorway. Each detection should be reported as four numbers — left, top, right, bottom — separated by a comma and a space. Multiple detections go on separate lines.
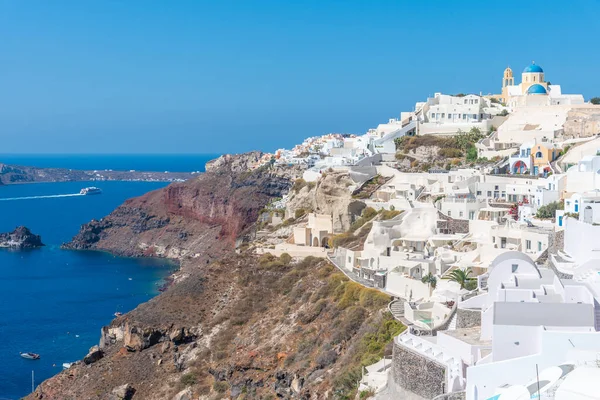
312, 237, 319, 247
512, 160, 528, 174
321, 237, 329, 248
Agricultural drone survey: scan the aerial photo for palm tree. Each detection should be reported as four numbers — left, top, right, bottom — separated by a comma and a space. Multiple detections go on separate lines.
443, 267, 475, 290
421, 273, 437, 295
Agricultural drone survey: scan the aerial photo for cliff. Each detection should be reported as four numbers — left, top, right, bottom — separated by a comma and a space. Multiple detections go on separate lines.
0, 226, 44, 249
62, 153, 297, 268
28, 153, 403, 399
29, 252, 400, 400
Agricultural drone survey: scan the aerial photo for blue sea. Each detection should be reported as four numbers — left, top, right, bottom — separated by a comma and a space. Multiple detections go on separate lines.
0, 154, 216, 399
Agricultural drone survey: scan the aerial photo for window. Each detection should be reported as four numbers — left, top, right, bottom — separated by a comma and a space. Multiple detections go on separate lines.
538, 241, 542, 251
441, 113, 445, 118
477, 191, 482, 196
469, 211, 475, 220
487, 191, 492, 197
501, 191, 506, 198
448, 114, 452, 119
536, 152, 543, 158
459, 211, 464, 218
463, 114, 467, 120
526, 240, 531, 250
448, 210, 452, 217
512, 264, 518, 273
495, 185, 499, 190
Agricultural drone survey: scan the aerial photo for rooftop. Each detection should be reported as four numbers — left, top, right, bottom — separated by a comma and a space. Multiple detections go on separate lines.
441, 326, 491, 346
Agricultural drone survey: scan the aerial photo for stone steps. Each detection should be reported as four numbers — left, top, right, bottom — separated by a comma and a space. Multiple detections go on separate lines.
447, 313, 457, 331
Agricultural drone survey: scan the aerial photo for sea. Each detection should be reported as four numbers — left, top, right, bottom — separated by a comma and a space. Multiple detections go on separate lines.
0, 154, 217, 399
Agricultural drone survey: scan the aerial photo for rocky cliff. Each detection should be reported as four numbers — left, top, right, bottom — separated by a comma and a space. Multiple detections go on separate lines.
62, 154, 296, 268
0, 226, 44, 249
27, 153, 403, 400
285, 172, 365, 233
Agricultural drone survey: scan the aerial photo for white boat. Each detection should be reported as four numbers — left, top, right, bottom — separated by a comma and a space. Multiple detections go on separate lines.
20, 352, 40, 360
79, 187, 102, 195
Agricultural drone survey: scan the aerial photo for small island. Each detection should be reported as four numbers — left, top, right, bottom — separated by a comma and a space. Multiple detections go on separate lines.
0, 226, 44, 249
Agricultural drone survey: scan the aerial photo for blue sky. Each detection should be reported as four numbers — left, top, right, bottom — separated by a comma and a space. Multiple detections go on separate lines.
0, 0, 598, 154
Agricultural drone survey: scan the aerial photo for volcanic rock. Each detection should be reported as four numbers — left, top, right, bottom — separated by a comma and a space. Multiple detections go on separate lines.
0, 226, 44, 249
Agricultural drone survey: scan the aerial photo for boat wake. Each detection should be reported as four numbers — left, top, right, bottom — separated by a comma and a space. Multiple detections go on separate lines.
0, 193, 84, 201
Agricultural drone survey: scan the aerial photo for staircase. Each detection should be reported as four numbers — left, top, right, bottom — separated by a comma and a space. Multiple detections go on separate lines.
389, 299, 405, 320
447, 313, 458, 331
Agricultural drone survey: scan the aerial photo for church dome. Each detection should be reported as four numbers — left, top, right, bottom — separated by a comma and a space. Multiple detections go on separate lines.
527, 84, 547, 95
523, 63, 543, 73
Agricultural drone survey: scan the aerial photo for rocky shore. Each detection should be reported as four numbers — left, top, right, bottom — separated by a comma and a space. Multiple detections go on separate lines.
0, 226, 44, 249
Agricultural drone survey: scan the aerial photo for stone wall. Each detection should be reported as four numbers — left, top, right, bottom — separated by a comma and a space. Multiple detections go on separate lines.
391, 340, 447, 399
563, 108, 600, 139
433, 392, 466, 400
456, 308, 481, 329
550, 229, 564, 254
547, 257, 573, 279
437, 212, 469, 234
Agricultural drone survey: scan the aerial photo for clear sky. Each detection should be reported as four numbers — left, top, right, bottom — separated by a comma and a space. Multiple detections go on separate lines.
1, 0, 599, 154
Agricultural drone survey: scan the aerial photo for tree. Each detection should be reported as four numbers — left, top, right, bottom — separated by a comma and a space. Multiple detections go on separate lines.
421, 273, 437, 295
536, 200, 564, 219
591, 97, 600, 105
498, 109, 509, 117
443, 267, 475, 290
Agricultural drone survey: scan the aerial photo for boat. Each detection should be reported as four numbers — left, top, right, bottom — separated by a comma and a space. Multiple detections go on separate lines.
20, 352, 40, 360
79, 187, 102, 195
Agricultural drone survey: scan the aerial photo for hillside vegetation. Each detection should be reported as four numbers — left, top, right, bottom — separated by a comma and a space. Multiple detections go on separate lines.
394, 128, 498, 172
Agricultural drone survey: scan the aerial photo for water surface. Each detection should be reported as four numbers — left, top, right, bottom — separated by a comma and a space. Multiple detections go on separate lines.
0, 181, 175, 399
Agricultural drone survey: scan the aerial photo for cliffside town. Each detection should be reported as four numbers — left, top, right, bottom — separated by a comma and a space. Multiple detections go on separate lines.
28, 62, 600, 400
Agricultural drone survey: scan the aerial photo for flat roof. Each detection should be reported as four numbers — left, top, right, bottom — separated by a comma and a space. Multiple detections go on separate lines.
494, 302, 595, 327
441, 326, 491, 346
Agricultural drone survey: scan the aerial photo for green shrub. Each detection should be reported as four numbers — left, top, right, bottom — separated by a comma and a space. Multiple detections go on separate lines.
380, 209, 402, 220
536, 200, 564, 219
295, 208, 307, 219
180, 373, 197, 386
329, 232, 355, 248
213, 380, 229, 393
292, 178, 307, 193
438, 148, 463, 158
349, 207, 378, 232
360, 389, 376, 399
466, 145, 478, 162
279, 253, 292, 265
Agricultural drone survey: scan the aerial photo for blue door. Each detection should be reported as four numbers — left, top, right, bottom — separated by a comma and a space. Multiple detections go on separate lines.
559, 216, 563, 226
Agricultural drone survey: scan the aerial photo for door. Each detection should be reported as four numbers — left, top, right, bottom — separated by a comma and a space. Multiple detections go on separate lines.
584, 206, 593, 224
